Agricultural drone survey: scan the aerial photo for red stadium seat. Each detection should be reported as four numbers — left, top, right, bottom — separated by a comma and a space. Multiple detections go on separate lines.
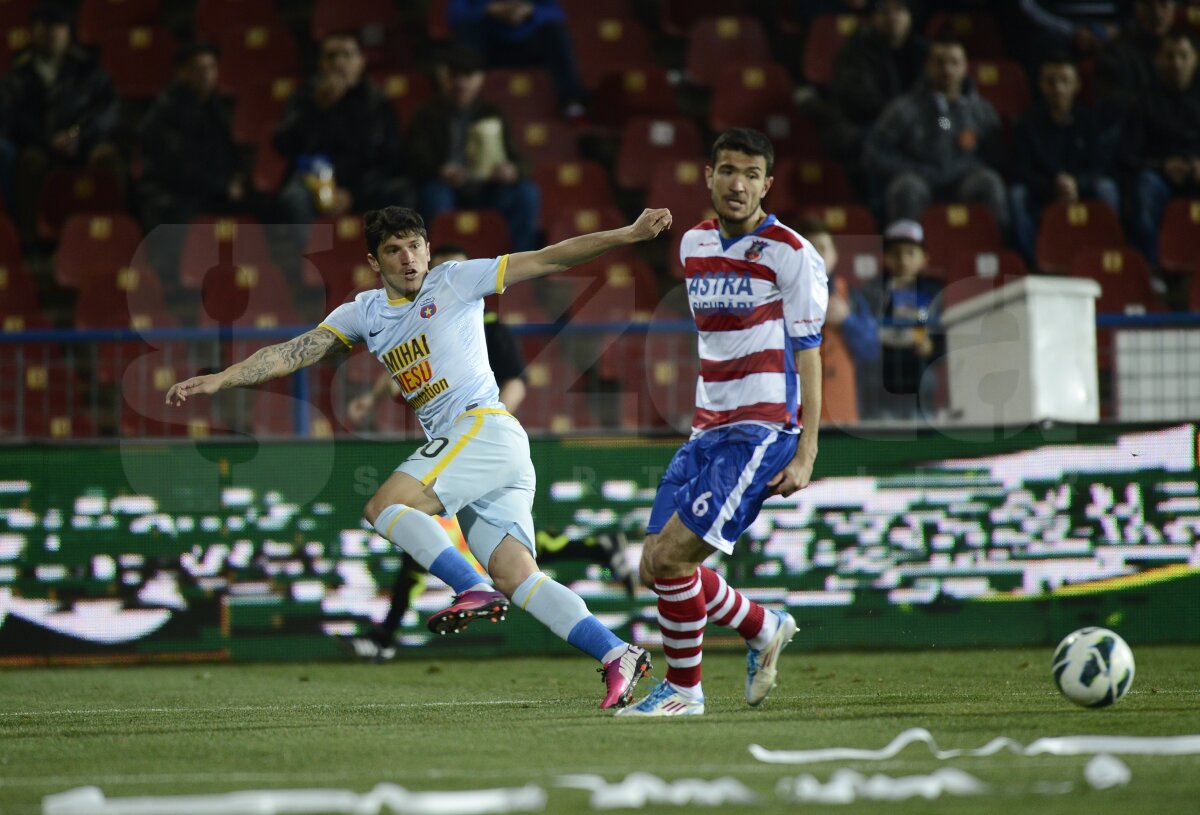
5, 361, 91, 439
179, 216, 274, 290
0, 262, 37, 313
615, 115, 704, 192
303, 215, 365, 285
510, 117, 579, 167
566, 12, 654, 89
921, 203, 1003, 276
591, 67, 677, 128
803, 14, 860, 86
533, 161, 616, 215
99, 26, 176, 97
36, 169, 124, 241
120, 354, 215, 438
0, 212, 22, 267
252, 140, 288, 194
639, 329, 699, 432
194, 0, 280, 42
78, 0, 159, 45
765, 112, 827, 161
310, 0, 398, 43
926, 12, 1007, 60
428, 210, 511, 259
566, 256, 658, 321
198, 261, 297, 327
0, 0, 35, 28
425, 0, 451, 42
493, 284, 553, 325
232, 77, 300, 144
941, 250, 1027, 310
685, 16, 770, 88
647, 159, 711, 228
482, 69, 557, 121
314, 253, 376, 314
1069, 247, 1159, 315
660, 0, 748, 37
790, 159, 855, 205
545, 206, 628, 247
74, 265, 167, 330
374, 71, 434, 127
519, 341, 598, 433
798, 204, 877, 235
971, 60, 1031, 122
54, 213, 144, 288
1157, 198, 1200, 274
1191, 259, 1200, 310
1035, 201, 1124, 274
708, 62, 793, 134
217, 24, 299, 97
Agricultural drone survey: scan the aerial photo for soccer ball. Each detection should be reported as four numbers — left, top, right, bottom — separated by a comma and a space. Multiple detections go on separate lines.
1051, 627, 1136, 708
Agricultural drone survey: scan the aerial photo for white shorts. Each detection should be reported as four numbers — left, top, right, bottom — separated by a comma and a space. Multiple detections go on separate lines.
397, 408, 536, 569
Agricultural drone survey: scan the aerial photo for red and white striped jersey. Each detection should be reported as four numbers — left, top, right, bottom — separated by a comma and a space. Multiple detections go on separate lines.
679, 214, 828, 434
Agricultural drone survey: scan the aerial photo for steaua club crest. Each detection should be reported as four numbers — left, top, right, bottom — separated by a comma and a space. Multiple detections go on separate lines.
419, 300, 437, 319
744, 239, 769, 262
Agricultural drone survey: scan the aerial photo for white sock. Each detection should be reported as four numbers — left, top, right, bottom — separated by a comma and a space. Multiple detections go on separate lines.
748, 611, 780, 651
668, 680, 704, 700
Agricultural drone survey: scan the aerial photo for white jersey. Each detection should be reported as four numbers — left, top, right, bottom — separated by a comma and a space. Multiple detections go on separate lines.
679, 215, 828, 433
320, 256, 509, 438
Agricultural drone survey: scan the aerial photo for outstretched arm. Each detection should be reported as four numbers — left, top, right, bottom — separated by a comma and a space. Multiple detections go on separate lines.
165, 327, 347, 405
503, 207, 672, 285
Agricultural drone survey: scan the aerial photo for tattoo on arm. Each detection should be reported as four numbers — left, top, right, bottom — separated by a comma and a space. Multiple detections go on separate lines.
222, 328, 344, 389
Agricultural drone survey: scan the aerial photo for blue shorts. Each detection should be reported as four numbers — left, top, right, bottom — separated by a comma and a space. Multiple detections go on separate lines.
646, 423, 799, 555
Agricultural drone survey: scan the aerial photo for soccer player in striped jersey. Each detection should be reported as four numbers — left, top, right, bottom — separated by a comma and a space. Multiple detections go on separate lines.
618, 128, 827, 717
165, 204, 672, 709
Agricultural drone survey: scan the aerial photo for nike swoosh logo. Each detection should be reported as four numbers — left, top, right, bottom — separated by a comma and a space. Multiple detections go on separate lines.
368, 327, 385, 337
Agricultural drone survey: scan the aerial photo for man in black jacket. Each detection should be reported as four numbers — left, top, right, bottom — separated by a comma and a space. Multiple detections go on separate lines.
1009, 54, 1120, 264
1096, 0, 1177, 117
139, 43, 246, 233
406, 47, 539, 251
273, 33, 409, 237
0, 3, 120, 242
1124, 29, 1200, 264
831, 0, 928, 157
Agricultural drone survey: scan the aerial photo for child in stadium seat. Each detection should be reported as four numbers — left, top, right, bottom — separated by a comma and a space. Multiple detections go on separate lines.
620, 129, 826, 717
860, 219, 943, 421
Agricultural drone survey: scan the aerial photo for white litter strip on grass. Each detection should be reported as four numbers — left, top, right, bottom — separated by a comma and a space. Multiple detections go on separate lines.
556, 772, 757, 809
750, 727, 1200, 764
43, 783, 546, 815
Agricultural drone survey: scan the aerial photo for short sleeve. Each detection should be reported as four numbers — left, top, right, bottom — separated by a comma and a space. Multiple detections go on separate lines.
318, 300, 364, 349
444, 256, 508, 302
778, 245, 829, 352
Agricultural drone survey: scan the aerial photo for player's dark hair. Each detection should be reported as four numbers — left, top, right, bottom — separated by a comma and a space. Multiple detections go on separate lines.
710, 128, 775, 175
364, 207, 427, 255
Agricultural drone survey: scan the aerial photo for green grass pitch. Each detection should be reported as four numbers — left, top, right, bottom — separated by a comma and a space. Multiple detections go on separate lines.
2, 647, 1198, 814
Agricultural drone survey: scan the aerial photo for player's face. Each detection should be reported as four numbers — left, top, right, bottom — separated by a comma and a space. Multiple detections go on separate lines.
705, 149, 773, 228
369, 232, 432, 297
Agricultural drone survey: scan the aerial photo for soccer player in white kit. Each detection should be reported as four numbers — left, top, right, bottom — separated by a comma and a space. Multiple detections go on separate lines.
165, 205, 672, 709
619, 129, 827, 717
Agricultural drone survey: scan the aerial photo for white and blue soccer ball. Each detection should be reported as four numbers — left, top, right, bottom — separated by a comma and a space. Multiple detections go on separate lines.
1051, 627, 1136, 708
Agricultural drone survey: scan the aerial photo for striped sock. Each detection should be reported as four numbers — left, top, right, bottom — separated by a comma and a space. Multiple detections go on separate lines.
655, 571, 706, 693
699, 566, 767, 643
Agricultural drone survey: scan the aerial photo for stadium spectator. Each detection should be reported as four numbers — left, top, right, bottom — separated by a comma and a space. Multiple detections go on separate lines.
138, 44, 247, 235
621, 129, 823, 717
1096, 0, 1178, 116
863, 36, 1008, 234
273, 33, 408, 244
791, 0, 872, 23
1009, 54, 1120, 264
795, 216, 880, 425
1123, 29, 1200, 265
829, 0, 929, 157
407, 47, 540, 252
0, 2, 120, 244
860, 220, 942, 421
447, 0, 587, 117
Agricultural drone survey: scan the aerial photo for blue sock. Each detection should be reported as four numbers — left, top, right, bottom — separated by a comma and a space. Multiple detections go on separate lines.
373, 504, 486, 595
567, 617, 626, 663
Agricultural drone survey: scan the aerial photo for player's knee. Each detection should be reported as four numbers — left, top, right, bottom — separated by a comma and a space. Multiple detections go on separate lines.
488, 538, 537, 597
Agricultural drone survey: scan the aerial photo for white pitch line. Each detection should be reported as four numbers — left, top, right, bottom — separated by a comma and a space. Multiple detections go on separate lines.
0, 700, 548, 718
